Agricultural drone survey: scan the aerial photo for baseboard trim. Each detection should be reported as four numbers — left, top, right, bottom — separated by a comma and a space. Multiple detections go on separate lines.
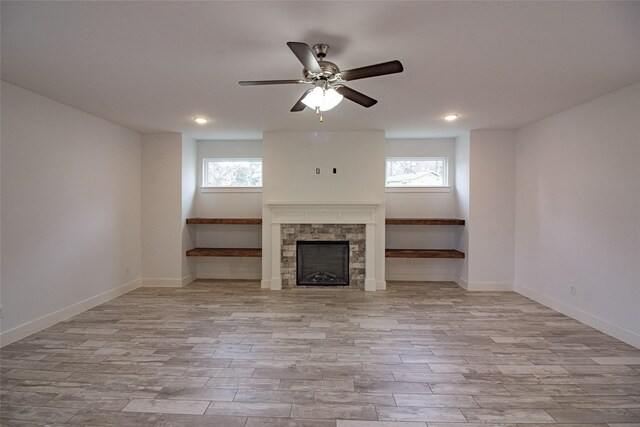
0, 279, 141, 348
260, 279, 271, 289
141, 278, 184, 287
516, 284, 640, 349
376, 280, 387, 291
182, 275, 194, 286
467, 282, 513, 291
270, 278, 282, 290
455, 276, 468, 289
387, 273, 457, 282
455, 277, 512, 291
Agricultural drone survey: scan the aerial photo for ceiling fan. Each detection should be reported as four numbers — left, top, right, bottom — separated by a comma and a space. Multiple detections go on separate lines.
239, 42, 404, 121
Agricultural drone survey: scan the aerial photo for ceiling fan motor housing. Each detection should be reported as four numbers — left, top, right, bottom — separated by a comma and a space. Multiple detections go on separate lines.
304, 60, 340, 82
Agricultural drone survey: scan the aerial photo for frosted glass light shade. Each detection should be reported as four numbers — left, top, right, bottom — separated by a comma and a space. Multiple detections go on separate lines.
301, 87, 343, 111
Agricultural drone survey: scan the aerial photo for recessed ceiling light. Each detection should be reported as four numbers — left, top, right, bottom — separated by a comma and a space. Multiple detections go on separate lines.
443, 114, 459, 122
193, 116, 209, 124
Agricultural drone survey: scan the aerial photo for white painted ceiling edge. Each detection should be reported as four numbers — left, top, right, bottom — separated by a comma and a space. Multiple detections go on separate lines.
2, 1, 640, 140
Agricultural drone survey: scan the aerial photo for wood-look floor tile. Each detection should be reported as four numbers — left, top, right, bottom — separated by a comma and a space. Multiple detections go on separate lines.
154, 414, 247, 426
205, 377, 281, 390
246, 418, 336, 427
235, 390, 315, 403
354, 381, 431, 394
393, 393, 478, 408
546, 408, 640, 423
336, 421, 426, 427
461, 408, 556, 423
429, 382, 510, 395
591, 357, 640, 365
44, 394, 130, 411
313, 391, 395, 406
0, 405, 80, 423
206, 401, 292, 417
0, 390, 57, 406
66, 409, 161, 426
552, 394, 640, 409
253, 368, 323, 380
4, 369, 72, 381
473, 395, 560, 409
155, 386, 237, 401
376, 406, 466, 422
291, 403, 377, 420
122, 398, 210, 415
280, 380, 354, 392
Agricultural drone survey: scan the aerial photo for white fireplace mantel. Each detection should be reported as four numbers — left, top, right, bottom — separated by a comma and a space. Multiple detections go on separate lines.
268, 203, 379, 225
264, 203, 382, 292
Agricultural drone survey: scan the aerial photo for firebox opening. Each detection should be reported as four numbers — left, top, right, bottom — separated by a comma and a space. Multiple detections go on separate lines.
296, 240, 349, 286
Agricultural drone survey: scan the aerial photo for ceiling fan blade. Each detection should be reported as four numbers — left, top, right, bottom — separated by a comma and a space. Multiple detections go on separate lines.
287, 42, 322, 74
335, 86, 378, 108
291, 89, 313, 112
339, 60, 404, 82
239, 79, 306, 86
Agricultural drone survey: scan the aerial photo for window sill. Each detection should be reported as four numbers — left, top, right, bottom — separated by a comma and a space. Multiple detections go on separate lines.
200, 187, 263, 193
386, 186, 451, 193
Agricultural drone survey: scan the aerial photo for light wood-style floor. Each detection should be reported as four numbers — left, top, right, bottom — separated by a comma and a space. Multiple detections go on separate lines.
1, 281, 640, 426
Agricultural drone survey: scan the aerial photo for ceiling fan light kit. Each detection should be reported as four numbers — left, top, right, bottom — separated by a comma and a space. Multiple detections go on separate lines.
239, 42, 404, 122
302, 87, 343, 111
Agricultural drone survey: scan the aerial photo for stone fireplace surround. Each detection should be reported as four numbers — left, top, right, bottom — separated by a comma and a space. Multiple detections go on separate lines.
281, 224, 366, 289
265, 204, 380, 291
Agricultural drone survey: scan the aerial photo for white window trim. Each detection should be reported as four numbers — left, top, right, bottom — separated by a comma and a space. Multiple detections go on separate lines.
385, 186, 451, 193
385, 156, 449, 188
200, 187, 263, 193
202, 157, 263, 189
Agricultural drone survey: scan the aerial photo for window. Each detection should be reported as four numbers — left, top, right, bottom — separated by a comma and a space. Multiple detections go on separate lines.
386, 157, 448, 187
202, 158, 262, 188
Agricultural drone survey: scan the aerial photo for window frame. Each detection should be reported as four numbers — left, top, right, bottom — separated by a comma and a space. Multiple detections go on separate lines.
385, 156, 450, 193
201, 157, 263, 192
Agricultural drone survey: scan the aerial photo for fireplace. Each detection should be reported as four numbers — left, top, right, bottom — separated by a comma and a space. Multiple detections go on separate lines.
265, 203, 383, 291
297, 240, 349, 286
281, 223, 365, 289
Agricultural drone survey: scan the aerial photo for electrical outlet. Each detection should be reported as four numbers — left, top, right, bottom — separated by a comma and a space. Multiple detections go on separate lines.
570, 285, 577, 295
0, 305, 4, 319
125, 265, 130, 276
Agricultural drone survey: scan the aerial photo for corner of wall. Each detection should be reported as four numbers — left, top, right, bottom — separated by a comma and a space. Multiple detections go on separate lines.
1, 278, 141, 348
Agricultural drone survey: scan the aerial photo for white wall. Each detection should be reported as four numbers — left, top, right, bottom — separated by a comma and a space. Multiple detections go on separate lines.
454, 132, 470, 285
141, 133, 183, 286
385, 138, 461, 281
515, 82, 640, 347
263, 132, 385, 204
0, 82, 141, 345
466, 130, 516, 290
261, 131, 386, 289
181, 135, 197, 282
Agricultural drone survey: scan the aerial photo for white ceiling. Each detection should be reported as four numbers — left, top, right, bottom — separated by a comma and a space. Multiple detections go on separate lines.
2, 1, 640, 140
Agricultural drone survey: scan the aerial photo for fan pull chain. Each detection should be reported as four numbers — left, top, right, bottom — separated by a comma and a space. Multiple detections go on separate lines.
315, 106, 324, 123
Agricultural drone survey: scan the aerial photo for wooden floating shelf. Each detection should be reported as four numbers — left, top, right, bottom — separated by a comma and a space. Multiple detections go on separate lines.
186, 218, 262, 225
385, 218, 465, 225
186, 248, 262, 257
385, 249, 465, 259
